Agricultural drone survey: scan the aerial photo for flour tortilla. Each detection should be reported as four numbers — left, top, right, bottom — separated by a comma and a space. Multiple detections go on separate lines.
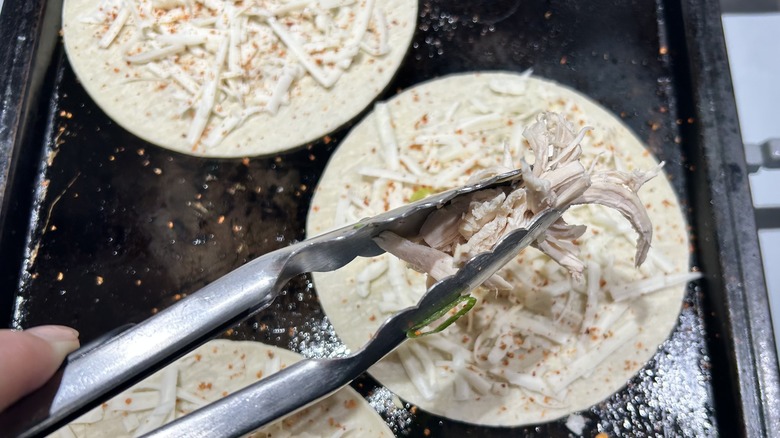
54, 340, 392, 437
62, 0, 417, 158
306, 72, 692, 426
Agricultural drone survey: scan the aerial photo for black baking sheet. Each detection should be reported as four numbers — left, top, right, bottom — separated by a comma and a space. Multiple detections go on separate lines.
1, 0, 778, 436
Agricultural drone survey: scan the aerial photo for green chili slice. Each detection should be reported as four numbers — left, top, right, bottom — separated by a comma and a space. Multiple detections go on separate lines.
406, 295, 477, 338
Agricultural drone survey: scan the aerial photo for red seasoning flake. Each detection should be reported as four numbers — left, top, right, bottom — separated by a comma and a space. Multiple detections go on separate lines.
413, 114, 429, 129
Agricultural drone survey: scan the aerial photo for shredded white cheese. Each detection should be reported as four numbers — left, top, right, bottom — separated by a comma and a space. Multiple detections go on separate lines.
397, 344, 434, 401
85, 0, 393, 150
609, 271, 702, 302
356, 258, 387, 297
329, 78, 701, 411
56, 342, 384, 437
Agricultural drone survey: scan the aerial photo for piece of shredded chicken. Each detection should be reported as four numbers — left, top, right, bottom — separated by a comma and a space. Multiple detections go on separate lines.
374, 112, 662, 285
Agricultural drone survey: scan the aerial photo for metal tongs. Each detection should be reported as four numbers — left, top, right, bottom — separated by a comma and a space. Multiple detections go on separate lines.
1, 169, 561, 438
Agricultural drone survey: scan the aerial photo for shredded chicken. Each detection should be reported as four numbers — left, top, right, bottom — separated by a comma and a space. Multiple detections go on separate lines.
375, 112, 660, 283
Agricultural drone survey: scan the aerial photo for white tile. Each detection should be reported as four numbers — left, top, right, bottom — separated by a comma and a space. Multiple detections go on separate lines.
759, 229, 780, 348
722, 13, 780, 145
723, 12, 780, 353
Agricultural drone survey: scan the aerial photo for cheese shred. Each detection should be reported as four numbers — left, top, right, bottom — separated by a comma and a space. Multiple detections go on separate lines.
85, 0, 395, 150
335, 82, 701, 409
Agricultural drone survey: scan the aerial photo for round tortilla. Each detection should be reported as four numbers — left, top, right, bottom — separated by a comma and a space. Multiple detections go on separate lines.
62, 0, 417, 158
306, 72, 691, 426
55, 340, 392, 437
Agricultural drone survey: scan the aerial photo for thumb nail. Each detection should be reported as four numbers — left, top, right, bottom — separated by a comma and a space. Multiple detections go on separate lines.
26, 325, 80, 357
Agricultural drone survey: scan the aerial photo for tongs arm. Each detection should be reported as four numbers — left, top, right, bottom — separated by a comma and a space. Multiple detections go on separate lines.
144, 208, 562, 438
1, 246, 298, 438
0, 169, 525, 438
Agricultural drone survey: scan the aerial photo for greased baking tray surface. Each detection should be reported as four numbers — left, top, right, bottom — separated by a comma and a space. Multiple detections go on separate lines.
0, 0, 777, 436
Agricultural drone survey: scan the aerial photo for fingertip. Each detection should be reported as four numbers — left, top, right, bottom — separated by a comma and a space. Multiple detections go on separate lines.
25, 325, 80, 342
0, 326, 80, 412
25, 325, 80, 359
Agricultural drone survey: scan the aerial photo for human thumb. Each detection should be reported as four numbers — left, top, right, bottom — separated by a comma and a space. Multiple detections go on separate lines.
0, 325, 80, 412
